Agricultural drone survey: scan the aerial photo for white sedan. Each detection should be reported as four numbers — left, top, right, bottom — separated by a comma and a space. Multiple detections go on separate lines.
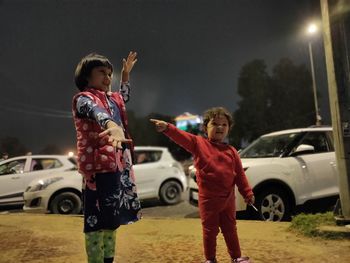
23, 146, 188, 214
0, 154, 77, 206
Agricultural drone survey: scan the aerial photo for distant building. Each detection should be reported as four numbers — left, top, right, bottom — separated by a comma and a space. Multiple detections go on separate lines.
175, 112, 202, 133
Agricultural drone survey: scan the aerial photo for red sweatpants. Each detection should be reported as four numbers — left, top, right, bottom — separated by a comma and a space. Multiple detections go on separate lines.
199, 191, 241, 260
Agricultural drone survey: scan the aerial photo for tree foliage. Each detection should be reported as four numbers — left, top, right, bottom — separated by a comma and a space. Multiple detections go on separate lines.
269, 58, 315, 129
231, 58, 315, 146
39, 144, 64, 155
0, 136, 28, 158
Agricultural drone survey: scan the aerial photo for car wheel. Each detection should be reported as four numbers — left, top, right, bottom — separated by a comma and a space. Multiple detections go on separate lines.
50, 192, 82, 215
254, 188, 291, 221
159, 180, 182, 205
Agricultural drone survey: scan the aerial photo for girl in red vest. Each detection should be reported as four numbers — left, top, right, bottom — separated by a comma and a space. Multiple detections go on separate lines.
72, 52, 141, 263
151, 107, 254, 263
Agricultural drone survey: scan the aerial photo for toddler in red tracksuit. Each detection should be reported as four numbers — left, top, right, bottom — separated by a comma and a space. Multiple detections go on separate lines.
151, 107, 254, 263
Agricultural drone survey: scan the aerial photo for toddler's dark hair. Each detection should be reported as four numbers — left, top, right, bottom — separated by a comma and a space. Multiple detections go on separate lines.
74, 53, 113, 91
202, 107, 234, 130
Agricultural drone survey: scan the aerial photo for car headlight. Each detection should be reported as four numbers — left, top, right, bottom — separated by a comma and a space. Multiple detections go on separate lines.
26, 177, 63, 192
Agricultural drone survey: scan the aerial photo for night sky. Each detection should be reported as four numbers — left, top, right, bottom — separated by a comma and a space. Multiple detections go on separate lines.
0, 0, 329, 153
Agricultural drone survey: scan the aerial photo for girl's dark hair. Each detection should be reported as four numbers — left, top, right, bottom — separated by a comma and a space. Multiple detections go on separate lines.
74, 53, 113, 91
202, 107, 234, 130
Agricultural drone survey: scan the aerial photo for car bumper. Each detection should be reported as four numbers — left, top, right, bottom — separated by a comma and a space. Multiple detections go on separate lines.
23, 190, 50, 213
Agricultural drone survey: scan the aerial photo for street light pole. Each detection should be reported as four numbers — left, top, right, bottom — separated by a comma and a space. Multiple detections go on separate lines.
308, 41, 322, 126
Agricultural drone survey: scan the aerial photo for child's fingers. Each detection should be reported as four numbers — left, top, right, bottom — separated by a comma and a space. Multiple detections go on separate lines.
108, 137, 132, 143
117, 141, 122, 149
119, 138, 133, 144
108, 137, 115, 144
99, 130, 110, 138
245, 195, 255, 205
129, 51, 137, 58
108, 138, 133, 149
126, 52, 137, 62
150, 119, 167, 132
115, 139, 132, 149
150, 119, 161, 124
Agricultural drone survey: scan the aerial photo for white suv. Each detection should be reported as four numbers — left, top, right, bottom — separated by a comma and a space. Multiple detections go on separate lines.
23, 146, 187, 214
189, 126, 339, 221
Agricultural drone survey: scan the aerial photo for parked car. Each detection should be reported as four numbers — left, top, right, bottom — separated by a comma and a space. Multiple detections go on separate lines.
133, 146, 187, 205
23, 170, 83, 214
188, 126, 339, 221
0, 154, 77, 206
23, 146, 188, 214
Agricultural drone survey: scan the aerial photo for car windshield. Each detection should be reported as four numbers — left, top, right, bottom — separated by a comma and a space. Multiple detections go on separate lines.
240, 132, 300, 158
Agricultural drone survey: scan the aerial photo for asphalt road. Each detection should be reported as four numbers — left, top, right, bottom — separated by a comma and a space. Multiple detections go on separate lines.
141, 199, 199, 219
0, 189, 200, 218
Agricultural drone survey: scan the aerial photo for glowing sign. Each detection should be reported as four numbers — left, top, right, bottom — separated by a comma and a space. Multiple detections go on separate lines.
175, 112, 202, 131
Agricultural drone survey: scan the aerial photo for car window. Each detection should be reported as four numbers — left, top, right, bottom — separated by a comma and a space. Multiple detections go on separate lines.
240, 133, 300, 158
134, 151, 162, 164
0, 159, 26, 175
30, 158, 63, 171
297, 132, 331, 153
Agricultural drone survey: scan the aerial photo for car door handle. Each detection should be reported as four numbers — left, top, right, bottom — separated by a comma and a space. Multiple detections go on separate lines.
330, 161, 336, 167
11, 176, 20, 179
158, 165, 167, 169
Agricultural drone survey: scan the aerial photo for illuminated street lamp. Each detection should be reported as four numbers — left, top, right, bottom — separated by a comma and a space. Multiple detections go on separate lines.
307, 23, 322, 126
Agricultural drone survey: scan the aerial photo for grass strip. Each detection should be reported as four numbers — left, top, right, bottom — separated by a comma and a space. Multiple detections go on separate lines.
289, 212, 350, 239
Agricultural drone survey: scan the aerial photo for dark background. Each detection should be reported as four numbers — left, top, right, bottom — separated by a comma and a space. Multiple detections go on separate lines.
0, 0, 329, 154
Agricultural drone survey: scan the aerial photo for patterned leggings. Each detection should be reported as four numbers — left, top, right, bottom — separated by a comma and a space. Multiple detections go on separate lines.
85, 230, 116, 263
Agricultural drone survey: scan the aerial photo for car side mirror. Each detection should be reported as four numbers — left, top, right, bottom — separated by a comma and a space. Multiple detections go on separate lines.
292, 144, 315, 156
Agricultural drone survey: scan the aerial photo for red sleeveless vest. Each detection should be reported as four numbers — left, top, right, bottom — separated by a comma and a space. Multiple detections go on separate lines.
72, 88, 133, 190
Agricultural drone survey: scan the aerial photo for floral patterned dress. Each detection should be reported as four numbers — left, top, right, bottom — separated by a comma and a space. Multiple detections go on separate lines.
74, 83, 141, 232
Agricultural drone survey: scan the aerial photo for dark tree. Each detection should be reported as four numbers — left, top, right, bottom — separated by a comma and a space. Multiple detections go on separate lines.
232, 58, 315, 146
39, 144, 64, 155
0, 136, 28, 157
269, 58, 315, 130
232, 59, 272, 145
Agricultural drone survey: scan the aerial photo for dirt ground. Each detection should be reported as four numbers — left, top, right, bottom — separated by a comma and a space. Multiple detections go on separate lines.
0, 213, 349, 263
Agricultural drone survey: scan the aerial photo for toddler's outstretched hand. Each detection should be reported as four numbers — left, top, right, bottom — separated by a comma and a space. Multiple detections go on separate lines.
150, 119, 168, 132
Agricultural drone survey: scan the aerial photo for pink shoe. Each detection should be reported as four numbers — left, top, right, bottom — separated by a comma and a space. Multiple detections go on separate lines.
232, 257, 251, 263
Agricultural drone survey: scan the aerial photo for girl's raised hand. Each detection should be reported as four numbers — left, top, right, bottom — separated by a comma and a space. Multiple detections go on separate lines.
122, 51, 138, 74
150, 119, 168, 132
